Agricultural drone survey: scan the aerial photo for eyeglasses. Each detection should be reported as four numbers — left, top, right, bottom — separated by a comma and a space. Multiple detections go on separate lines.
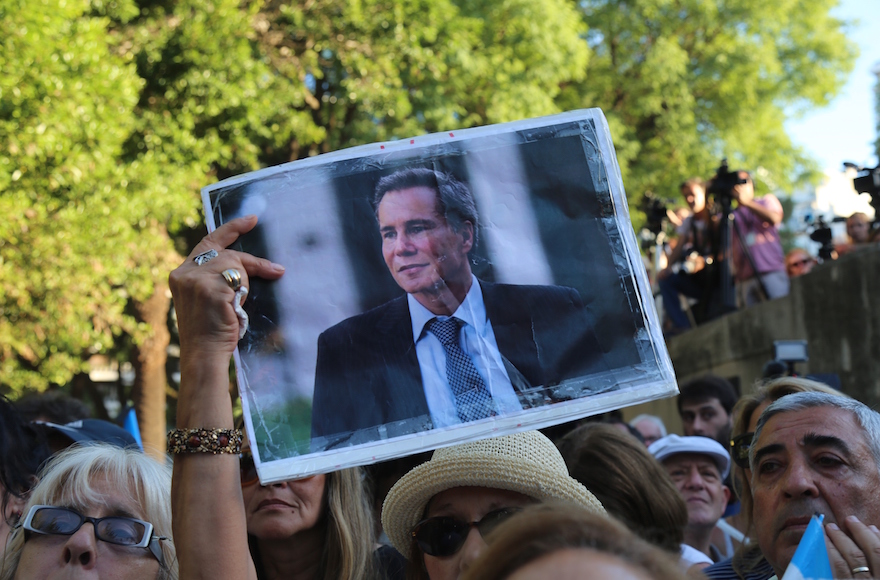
240, 452, 259, 487
730, 432, 754, 469
411, 507, 522, 557
19, 505, 167, 566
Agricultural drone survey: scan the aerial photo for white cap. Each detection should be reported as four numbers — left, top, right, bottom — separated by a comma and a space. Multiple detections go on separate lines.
648, 434, 730, 479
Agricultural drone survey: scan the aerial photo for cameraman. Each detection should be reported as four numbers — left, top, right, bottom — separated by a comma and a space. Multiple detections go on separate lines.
658, 178, 718, 331
728, 171, 789, 306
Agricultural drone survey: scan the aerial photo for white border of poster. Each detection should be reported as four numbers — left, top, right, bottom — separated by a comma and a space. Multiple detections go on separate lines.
202, 108, 677, 482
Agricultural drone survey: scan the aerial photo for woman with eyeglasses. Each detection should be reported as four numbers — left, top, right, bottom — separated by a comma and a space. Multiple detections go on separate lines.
702, 376, 849, 580
380, 430, 606, 580
168, 216, 401, 580
0, 444, 176, 580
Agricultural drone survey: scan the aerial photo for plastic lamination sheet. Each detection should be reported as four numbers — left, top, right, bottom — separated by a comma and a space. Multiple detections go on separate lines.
202, 109, 677, 482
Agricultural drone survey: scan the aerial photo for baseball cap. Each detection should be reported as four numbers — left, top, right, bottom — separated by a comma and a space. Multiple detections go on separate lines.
35, 419, 141, 451
648, 434, 730, 479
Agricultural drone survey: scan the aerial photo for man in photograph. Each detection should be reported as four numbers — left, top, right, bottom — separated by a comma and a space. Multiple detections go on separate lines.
311, 168, 608, 444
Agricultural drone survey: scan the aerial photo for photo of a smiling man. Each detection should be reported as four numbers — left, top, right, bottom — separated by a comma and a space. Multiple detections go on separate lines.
310, 168, 608, 444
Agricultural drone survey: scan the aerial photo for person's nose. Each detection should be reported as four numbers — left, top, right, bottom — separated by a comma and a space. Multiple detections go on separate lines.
781, 458, 819, 499
458, 527, 488, 576
685, 467, 705, 490
62, 522, 99, 569
691, 418, 706, 435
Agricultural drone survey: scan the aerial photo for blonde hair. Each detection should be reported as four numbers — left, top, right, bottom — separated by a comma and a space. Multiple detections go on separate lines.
320, 467, 376, 580
1, 444, 176, 580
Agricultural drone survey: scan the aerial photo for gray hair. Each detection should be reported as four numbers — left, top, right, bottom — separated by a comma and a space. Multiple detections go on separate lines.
372, 168, 479, 247
1, 444, 177, 580
749, 391, 880, 474
629, 414, 667, 438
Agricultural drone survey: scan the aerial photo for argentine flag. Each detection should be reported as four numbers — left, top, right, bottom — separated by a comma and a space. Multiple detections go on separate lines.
781, 513, 832, 580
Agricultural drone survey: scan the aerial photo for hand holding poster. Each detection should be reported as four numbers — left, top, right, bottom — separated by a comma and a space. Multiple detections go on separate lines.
200, 109, 676, 481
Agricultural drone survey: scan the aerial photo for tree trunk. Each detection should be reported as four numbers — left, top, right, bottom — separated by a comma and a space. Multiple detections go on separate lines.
131, 281, 171, 461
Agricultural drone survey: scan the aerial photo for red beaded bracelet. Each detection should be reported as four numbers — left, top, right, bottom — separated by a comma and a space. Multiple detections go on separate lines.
167, 428, 242, 455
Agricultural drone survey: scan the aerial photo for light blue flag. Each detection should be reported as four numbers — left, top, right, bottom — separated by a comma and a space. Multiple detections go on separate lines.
122, 407, 144, 451
781, 513, 833, 580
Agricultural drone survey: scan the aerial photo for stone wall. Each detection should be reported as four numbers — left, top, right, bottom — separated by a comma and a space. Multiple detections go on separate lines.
622, 245, 880, 430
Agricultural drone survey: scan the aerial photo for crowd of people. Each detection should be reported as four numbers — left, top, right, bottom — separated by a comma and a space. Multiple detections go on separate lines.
2, 207, 880, 580
657, 172, 877, 334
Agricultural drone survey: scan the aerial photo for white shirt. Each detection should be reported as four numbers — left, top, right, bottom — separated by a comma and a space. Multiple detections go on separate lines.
408, 275, 523, 428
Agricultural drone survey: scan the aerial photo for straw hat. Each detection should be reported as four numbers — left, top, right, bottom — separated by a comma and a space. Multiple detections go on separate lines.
381, 430, 606, 556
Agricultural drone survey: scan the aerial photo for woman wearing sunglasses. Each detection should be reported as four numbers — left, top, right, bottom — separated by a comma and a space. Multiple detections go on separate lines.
381, 430, 605, 580
169, 217, 399, 580
702, 376, 849, 580
0, 444, 176, 580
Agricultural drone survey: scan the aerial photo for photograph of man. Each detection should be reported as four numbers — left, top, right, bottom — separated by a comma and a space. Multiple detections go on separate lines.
311, 168, 607, 444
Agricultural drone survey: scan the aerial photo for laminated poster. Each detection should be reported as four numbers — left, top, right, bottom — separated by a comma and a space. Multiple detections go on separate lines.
202, 108, 677, 482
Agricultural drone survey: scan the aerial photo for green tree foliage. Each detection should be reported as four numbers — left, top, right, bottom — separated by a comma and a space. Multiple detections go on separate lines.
561, 0, 857, 209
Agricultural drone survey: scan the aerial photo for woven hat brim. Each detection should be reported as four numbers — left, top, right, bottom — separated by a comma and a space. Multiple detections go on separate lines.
381, 453, 605, 557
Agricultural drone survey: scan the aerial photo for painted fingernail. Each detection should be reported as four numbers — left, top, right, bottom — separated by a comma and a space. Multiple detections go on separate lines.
827, 523, 840, 531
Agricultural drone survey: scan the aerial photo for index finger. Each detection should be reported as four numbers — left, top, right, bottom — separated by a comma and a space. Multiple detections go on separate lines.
196, 215, 259, 256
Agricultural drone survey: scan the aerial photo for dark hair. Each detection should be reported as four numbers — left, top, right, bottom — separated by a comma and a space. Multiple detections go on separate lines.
557, 423, 687, 554
461, 503, 687, 580
677, 374, 738, 415
372, 168, 479, 247
0, 397, 50, 524
14, 390, 90, 424
680, 177, 705, 191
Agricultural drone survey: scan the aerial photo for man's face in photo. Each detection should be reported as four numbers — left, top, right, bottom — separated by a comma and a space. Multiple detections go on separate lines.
377, 186, 473, 297
663, 453, 730, 530
751, 406, 880, 575
680, 397, 732, 445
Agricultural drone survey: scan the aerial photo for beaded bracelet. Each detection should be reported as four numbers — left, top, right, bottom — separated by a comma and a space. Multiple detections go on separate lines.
167, 428, 242, 455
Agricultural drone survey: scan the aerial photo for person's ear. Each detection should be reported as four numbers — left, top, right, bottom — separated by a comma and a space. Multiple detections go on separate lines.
460, 221, 474, 253
722, 485, 731, 504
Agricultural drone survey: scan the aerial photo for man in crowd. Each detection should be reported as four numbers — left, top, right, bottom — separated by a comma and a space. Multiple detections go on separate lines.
728, 171, 789, 306
837, 211, 874, 255
650, 435, 732, 562
311, 168, 607, 445
629, 413, 667, 446
658, 178, 718, 332
785, 248, 816, 278
677, 375, 737, 448
750, 392, 880, 578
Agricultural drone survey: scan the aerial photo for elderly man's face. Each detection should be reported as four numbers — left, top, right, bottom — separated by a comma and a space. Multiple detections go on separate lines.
751, 406, 880, 575
664, 453, 730, 530
378, 186, 473, 297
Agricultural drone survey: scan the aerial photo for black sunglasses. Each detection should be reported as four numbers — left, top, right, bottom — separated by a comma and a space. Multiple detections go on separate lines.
730, 432, 754, 469
411, 507, 522, 557
240, 452, 259, 487
19, 505, 167, 566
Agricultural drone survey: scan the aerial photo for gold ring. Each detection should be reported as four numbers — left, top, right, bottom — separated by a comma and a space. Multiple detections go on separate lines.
221, 269, 242, 291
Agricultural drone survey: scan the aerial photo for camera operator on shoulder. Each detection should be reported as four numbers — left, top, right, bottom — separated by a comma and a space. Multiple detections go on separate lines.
726, 170, 789, 307
658, 178, 720, 332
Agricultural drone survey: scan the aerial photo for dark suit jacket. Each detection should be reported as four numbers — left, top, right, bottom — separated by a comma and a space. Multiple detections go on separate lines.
310, 280, 609, 449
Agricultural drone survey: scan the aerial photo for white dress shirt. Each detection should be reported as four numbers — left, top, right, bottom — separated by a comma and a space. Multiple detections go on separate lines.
408, 275, 523, 428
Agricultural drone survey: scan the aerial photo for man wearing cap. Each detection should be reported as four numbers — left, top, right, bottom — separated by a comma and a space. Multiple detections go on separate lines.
649, 434, 732, 564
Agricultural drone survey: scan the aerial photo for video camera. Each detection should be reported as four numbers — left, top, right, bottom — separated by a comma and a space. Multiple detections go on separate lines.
639, 191, 673, 236
806, 215, 837, 261
706, 159, 748, 203
848, 163, 880, 215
